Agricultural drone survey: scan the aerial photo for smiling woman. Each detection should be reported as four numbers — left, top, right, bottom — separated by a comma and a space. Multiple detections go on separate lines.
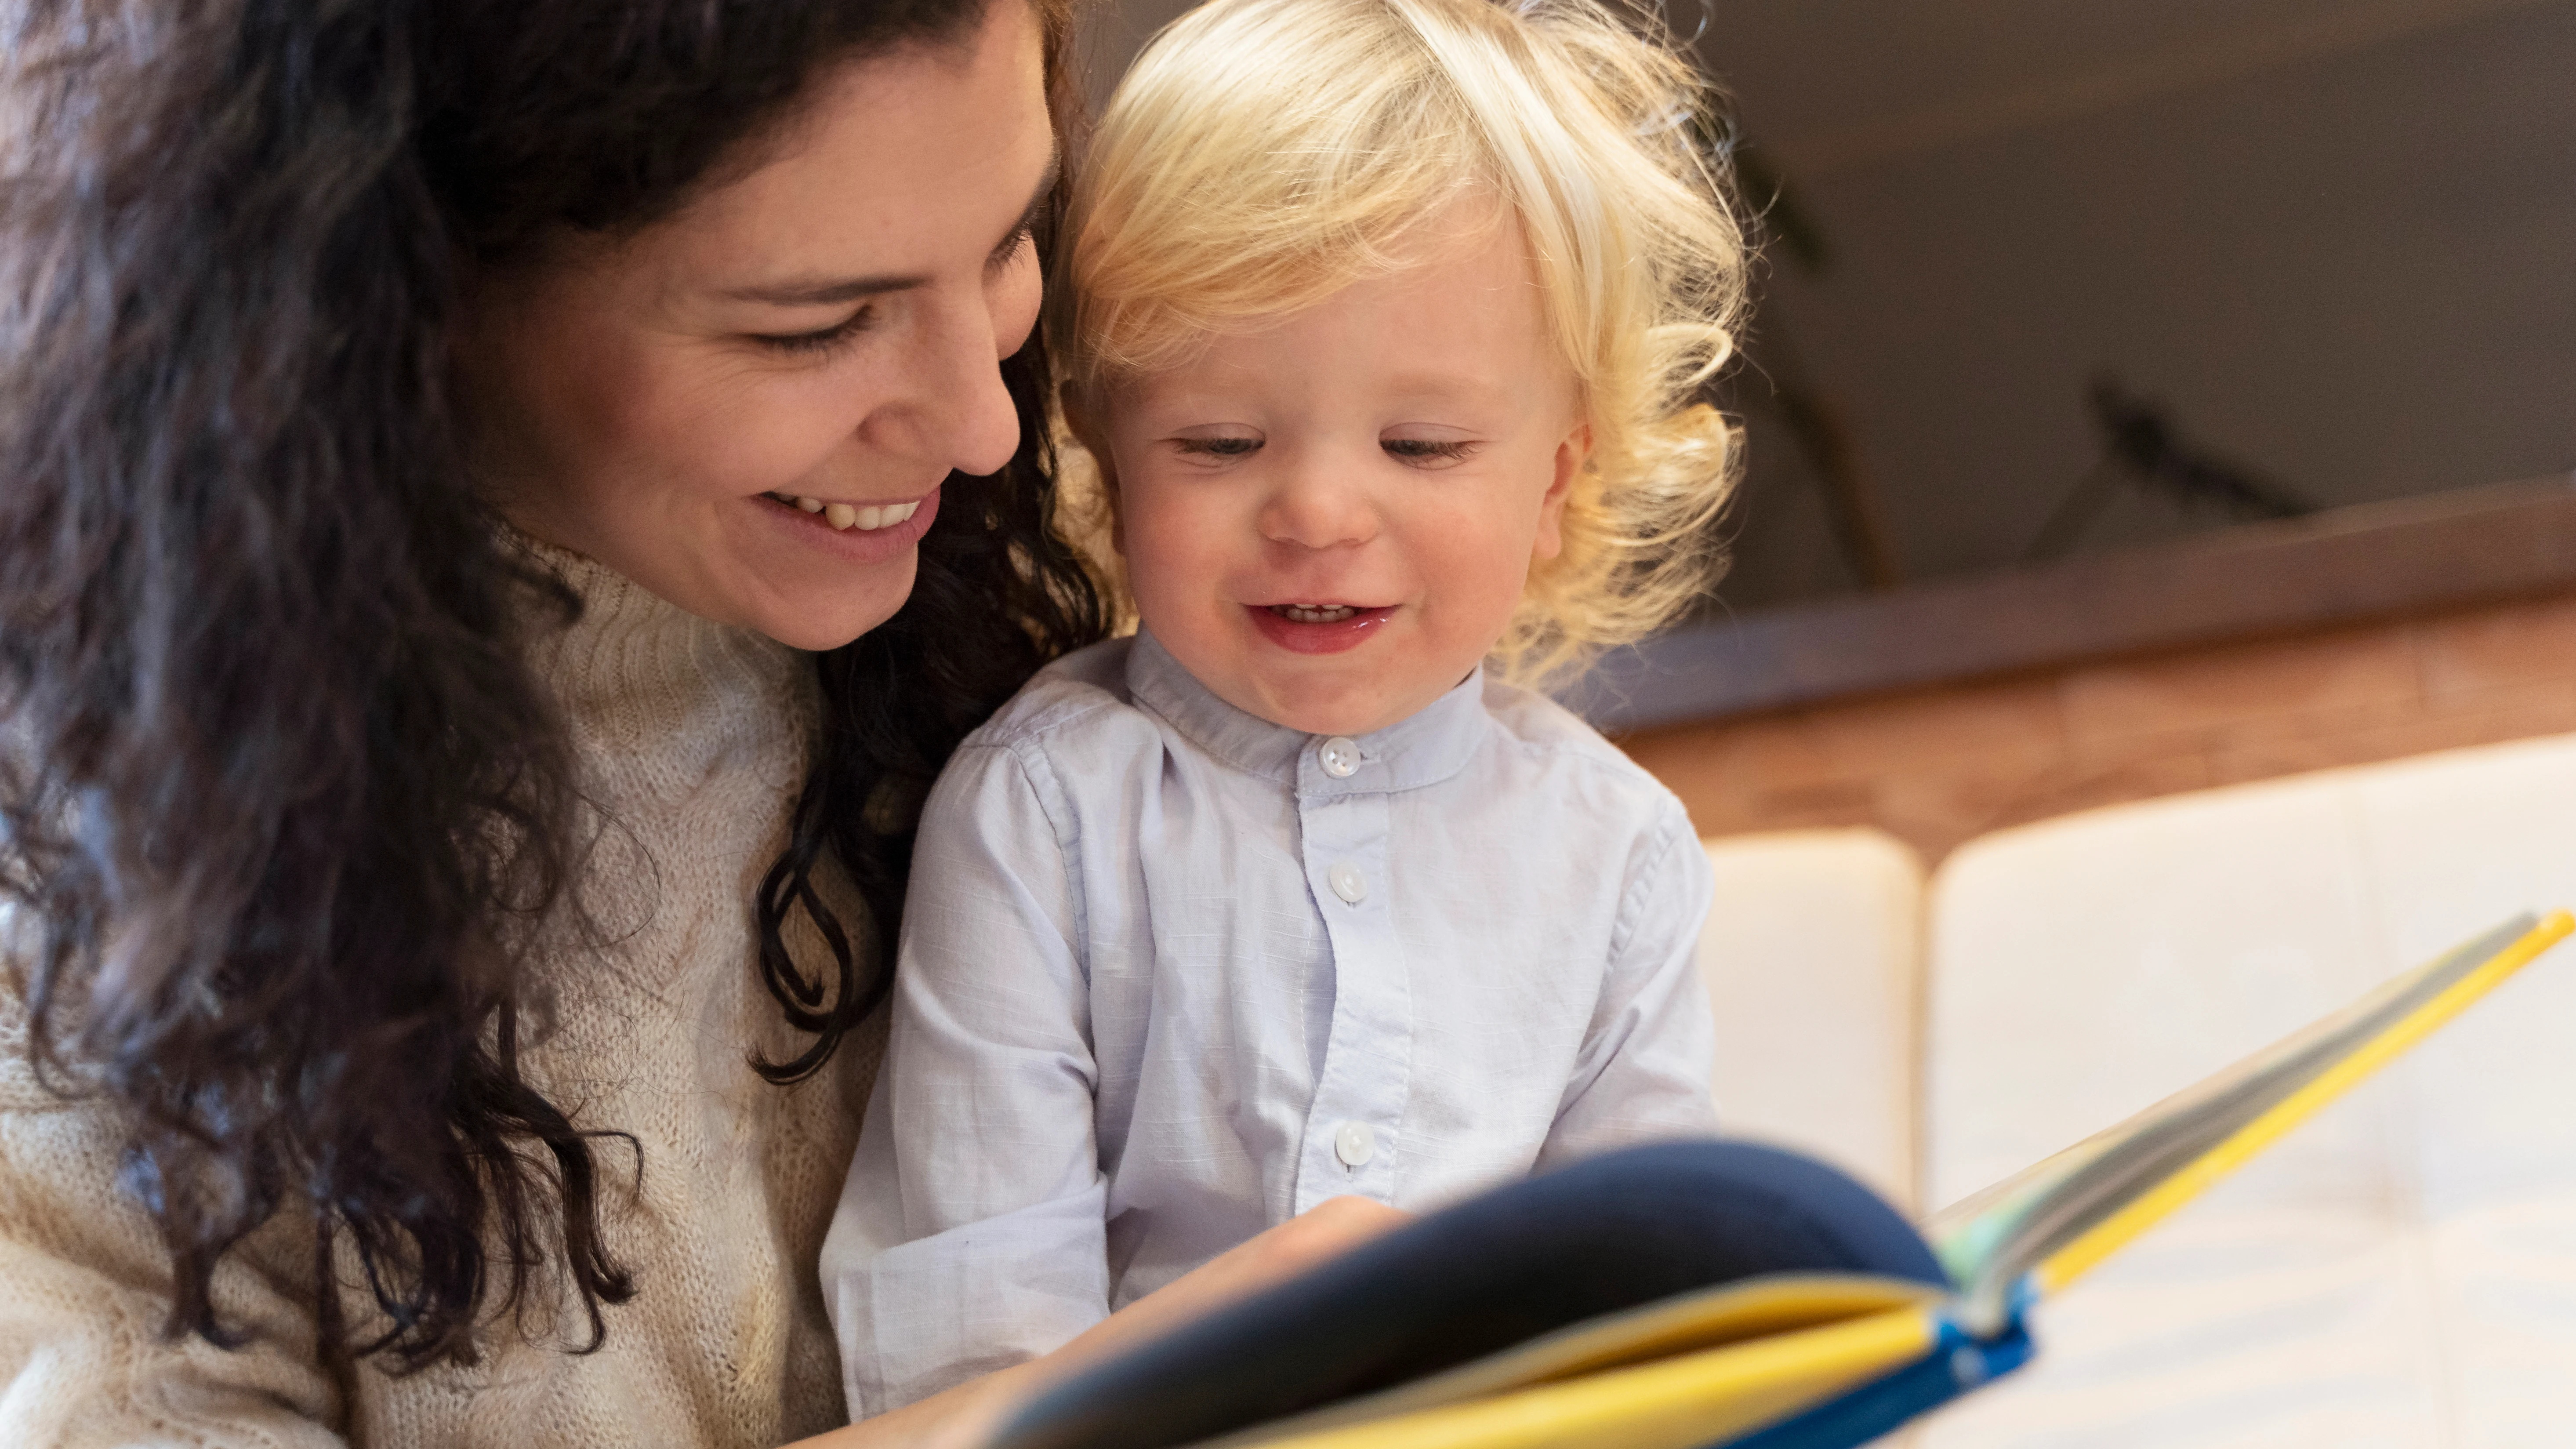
457, 0, 1062, 650
0, 0, 1122, 1445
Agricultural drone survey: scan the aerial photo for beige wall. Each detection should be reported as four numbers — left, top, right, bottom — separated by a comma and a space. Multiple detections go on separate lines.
1622, 592, 2576, 863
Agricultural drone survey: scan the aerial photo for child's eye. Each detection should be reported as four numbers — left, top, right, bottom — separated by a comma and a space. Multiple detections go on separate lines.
1383, 437, 1474, 467
1172, 436, 1262, 459
749, 307, 876, 357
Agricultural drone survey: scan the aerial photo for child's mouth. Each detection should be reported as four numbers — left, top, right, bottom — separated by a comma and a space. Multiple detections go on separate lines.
1249, 603, 1393, 655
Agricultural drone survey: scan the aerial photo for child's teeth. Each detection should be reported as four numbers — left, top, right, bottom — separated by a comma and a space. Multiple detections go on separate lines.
1277, 604, 1359, 623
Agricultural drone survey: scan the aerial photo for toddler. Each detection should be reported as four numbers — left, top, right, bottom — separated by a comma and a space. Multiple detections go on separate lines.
821, 0, 1747, 1416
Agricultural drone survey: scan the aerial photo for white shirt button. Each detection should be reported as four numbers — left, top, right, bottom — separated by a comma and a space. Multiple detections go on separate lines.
1327, 862, 1368, 904
1333, 1121, 1377, 1167
1317, 736, 1362, 778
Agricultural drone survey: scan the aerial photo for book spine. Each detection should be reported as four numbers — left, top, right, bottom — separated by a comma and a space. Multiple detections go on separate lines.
1717, 1313, 2035, 1449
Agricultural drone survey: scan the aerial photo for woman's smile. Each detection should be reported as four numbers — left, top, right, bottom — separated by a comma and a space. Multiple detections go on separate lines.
762, 490, 933, 533
745, 484, 946, 567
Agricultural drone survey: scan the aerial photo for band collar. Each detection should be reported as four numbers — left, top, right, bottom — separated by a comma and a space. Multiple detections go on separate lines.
1125, 629, 1490, 797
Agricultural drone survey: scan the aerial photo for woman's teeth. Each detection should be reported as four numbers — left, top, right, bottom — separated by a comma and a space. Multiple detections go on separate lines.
771, 494, 921, 531
1273, 604, 1361, 624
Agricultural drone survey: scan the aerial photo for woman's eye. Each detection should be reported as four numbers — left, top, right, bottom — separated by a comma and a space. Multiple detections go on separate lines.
749, 307, 875, 356
1173, 436, 1261, 458
1383, 437, 1473, 466
988, 226, 1036, 273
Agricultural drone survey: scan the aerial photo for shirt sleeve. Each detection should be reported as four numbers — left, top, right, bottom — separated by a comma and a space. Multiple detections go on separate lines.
0, 984, 347, 1448
1535, 806, 1720, 1170
818, 740, 1112, 1420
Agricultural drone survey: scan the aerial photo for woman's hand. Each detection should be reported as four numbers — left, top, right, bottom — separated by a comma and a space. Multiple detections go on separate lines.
794, 1196, 1412, 1449
1056, 1194, 1409, 1360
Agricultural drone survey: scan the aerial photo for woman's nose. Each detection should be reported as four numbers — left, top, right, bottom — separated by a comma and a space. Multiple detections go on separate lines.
871, 300, 1025, 478
942, 352, 1024, 478
1259, 452, 1379, 550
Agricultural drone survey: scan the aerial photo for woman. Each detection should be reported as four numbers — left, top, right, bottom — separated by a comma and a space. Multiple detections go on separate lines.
0, 1, 1394, 1445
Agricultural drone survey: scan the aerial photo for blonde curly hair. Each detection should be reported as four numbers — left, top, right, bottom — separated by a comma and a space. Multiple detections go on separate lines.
1053, 0, 1745, 685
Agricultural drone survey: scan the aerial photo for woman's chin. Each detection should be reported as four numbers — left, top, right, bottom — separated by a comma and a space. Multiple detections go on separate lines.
714, 488, 942, 649
740, 563, 921, 652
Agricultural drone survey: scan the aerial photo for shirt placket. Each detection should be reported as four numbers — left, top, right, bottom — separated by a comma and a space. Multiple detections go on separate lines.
1292, 736, 1411, 1214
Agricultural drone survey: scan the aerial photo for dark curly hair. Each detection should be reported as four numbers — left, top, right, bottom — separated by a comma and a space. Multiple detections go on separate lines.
0, 0, 1102, 1372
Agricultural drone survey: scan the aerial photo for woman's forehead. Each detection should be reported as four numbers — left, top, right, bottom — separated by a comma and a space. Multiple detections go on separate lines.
589, 0, 1054, 306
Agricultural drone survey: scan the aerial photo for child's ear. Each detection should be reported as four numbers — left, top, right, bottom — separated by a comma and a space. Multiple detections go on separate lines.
1057, 383, 1127, 557
1532, 418, 1590, 563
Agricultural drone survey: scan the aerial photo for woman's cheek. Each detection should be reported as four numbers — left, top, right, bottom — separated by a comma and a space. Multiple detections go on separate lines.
689, 370, 866, 497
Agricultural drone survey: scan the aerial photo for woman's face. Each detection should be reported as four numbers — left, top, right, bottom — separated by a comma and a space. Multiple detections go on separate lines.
454, 0, 1053, 650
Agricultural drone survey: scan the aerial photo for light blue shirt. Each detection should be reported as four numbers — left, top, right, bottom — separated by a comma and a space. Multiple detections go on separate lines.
820, 632, 1718, 1416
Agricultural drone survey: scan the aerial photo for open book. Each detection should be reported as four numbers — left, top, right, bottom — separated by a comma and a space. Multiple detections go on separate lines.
987, 910, 2572, 1449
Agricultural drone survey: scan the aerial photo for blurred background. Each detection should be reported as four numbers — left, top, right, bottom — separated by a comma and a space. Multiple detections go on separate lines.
1070, 0, 2576, 860
1669, 0, 2576, 608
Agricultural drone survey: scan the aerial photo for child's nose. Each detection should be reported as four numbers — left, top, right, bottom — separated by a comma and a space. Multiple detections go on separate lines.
1257, 453, 1379, 550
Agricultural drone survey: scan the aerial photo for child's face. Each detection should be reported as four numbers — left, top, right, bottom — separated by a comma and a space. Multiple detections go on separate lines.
1088, 217, 1585, 737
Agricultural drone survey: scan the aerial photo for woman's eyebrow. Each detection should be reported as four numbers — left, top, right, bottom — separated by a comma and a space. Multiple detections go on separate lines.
722, 273, 925, 307
722, 147, 1062, 308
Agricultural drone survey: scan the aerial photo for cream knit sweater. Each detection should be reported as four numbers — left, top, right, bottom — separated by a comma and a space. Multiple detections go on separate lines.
0, 548, 882, 1448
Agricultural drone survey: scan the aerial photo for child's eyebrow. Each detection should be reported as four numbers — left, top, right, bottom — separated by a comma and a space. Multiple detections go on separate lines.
1375, 371, 1513, 408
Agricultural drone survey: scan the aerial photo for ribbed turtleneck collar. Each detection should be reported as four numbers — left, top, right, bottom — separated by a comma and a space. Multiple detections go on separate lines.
505, 532, 816, 786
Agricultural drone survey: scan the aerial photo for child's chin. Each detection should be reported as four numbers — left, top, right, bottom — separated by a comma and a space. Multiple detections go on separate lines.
1242, 672, 1417, 738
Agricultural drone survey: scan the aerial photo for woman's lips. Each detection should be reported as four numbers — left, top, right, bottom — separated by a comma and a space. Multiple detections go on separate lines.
755, 484, 941, 562
1247, 603, 1395, 654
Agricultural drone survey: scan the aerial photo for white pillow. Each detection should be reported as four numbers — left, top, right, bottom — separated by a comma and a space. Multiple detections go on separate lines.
1699, 828, 1923, 1211
1919, 731, 2576, 1447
